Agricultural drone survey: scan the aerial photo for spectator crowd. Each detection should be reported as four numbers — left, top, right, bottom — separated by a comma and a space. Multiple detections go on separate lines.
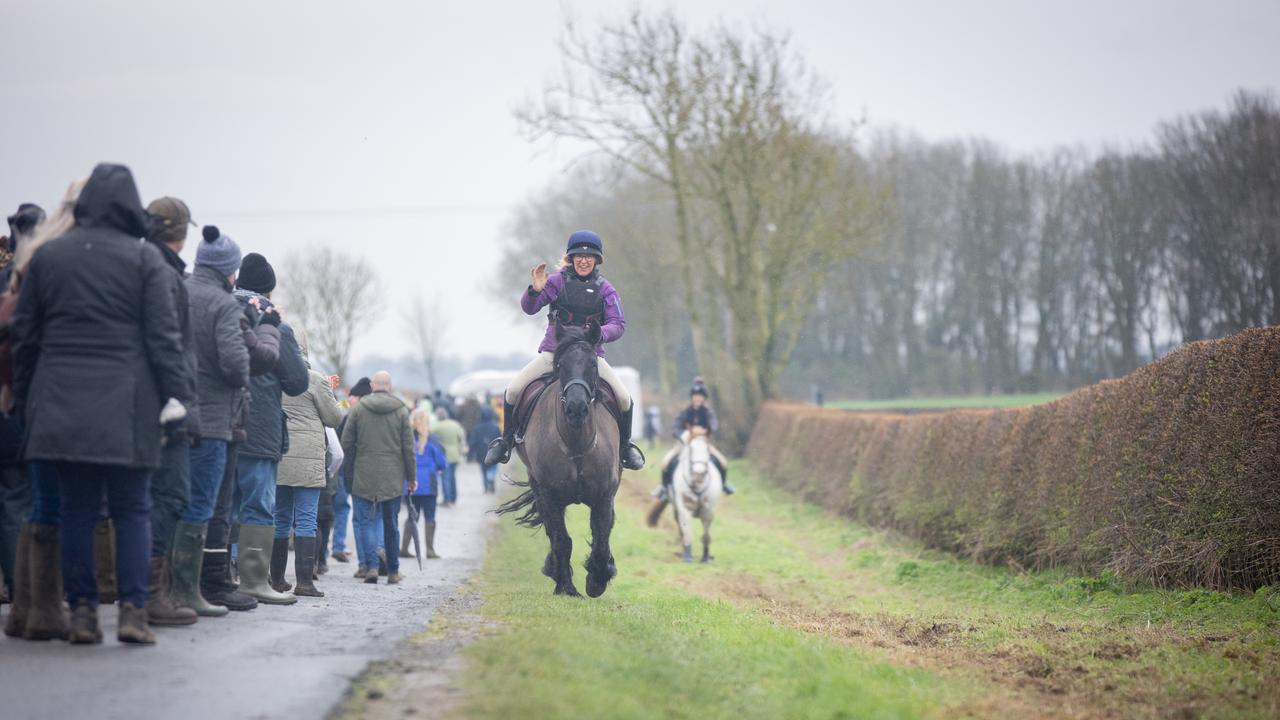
0, 163, 497, 645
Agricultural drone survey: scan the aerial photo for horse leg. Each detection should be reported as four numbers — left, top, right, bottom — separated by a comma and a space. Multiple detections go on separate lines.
584, 500, 617, 598
700, 507, 715, 563
673, 494, 694, 563
540, 500, 579, 597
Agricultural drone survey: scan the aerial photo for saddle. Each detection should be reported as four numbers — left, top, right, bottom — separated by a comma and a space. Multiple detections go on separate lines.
512, 372, 621, 443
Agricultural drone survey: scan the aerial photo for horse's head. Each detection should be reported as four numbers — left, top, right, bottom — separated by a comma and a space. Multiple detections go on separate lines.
554, 318, 601, 429
686, 434, 711, 481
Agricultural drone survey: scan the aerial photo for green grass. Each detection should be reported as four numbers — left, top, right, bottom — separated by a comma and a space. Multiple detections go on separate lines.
829, 392, 1064, 411
457, 488, 973, 719
456, 462, 1280, 719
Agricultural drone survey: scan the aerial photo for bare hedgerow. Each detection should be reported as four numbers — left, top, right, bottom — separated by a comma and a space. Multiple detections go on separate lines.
747, 327, 1280, 591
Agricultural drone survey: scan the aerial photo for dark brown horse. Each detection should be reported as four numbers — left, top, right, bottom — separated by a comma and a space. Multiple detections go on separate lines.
497, 320, 620, 597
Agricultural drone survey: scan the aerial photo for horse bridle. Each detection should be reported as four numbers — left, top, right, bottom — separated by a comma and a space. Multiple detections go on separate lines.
554, 338, 598, 407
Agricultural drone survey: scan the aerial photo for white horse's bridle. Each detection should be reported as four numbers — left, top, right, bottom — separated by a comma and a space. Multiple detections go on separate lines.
682, 436, 712, 495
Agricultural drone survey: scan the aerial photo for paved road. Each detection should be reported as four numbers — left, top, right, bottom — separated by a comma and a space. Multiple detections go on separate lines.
0, 462, 497, 720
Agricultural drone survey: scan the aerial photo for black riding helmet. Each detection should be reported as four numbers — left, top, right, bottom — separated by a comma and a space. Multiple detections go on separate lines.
690, 383, 709, 398
566, 229, 603, 259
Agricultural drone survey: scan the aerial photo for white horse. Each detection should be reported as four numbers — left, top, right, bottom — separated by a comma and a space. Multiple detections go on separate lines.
671, 434, 723, 563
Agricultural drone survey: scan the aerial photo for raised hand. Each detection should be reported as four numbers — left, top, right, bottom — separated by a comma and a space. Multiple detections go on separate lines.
531, 262, 549, 292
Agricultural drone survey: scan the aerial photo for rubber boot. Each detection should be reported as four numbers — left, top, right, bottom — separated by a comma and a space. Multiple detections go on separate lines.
399, 519, 415, 558
292, 537, 324, 598
171, 521, 228, 617
656, 459, 677, 502
618, 409, 645, 470
94, 518, 118, 605
25, 523, 68, 640
483, 400, 517, 465
2, 523, 32, 638
236, 525, 296, 605
201, 547, 258, 612
117, 601, 155, 645
269, 536, 292, 593
67, 599, 102, 645
316, 518, 331, 578
146, 556, 197, 626
424, 521, 441, 559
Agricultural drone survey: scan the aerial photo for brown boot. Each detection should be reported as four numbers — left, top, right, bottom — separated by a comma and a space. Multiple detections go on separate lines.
2, 523, 32, 638
25, 523, 69, 641
67, 600, 102, 645
424, 521, 441, 559
399, 519, 414, 558
94, 519, 118, 605
364, 567, 378, 584
117, 601, 155, 644
146, 556, 197, 626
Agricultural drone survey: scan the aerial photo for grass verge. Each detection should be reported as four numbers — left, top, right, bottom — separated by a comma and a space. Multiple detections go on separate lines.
457, 461, 1279, 719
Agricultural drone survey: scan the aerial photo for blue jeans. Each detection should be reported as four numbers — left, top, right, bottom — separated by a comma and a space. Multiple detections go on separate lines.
58, 463, 151, 607
443, 463, 458, 504
273, 485, 320, 539
482, 463, 497, 492
332, 480, 351, 553
28, 461, 60, 524
185, 438, 227, 523
352, 495, 380, 571
235, 457, 277, 527
376, 506, 385, 554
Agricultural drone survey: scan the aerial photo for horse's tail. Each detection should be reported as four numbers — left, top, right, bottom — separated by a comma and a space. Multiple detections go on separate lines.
495, 479, 543, 528
645, 498, 668, 528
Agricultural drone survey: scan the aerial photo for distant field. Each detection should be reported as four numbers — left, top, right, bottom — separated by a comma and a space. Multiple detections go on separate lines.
830, 392, 1064, 411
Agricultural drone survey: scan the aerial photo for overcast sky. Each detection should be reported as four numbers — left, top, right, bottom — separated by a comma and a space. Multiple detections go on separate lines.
3, 0, 1277, 371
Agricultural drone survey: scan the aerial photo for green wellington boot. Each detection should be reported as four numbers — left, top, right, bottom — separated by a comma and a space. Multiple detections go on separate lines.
236, 524, 296, 605
171, 521, 229, 617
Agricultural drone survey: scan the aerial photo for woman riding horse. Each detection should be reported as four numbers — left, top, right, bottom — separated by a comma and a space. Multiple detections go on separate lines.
483, 230, 645, 471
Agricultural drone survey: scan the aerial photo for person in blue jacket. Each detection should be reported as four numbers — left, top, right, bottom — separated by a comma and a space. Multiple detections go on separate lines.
403, 408, 445, 559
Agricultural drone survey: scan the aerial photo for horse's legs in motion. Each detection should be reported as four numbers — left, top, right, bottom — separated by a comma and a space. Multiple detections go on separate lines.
584, 500, 617, 598
540, 497, 579, 597
700, 507, 715, 563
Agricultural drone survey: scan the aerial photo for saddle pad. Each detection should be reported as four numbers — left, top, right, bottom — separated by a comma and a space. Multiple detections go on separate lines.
513, 372, 620, 439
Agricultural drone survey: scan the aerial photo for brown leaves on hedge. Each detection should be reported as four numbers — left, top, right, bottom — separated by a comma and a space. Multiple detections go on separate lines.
747, 328, 1280, 590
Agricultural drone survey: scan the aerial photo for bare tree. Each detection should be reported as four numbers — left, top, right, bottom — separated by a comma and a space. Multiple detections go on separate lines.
403, 293, 450, 392
282, 246, 379, 380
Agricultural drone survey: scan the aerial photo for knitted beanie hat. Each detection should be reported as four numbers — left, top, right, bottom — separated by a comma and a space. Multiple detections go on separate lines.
237, 252, 276, 294
195, 225, 242, 276
348, 377, 373, 398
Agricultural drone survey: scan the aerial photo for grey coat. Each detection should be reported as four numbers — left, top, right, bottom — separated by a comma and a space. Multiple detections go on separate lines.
340, 391, 415, 502
186, 264, 251, 441
278, 370, 342, 488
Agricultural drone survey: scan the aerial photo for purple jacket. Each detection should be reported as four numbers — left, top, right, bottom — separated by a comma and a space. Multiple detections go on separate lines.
522, 271, 625, 357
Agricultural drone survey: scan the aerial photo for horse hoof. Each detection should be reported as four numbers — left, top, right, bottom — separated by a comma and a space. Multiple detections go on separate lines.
586, 575, 608, 598
701, 556, 714, 563
555, 585, 583, 598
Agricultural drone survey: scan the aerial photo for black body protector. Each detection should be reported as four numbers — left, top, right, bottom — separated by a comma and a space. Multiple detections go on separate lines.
549, 268, 604, 329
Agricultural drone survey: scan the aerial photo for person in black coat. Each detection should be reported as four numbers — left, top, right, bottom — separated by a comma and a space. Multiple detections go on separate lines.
230, 252, 308, 605
11, 163, 195, 645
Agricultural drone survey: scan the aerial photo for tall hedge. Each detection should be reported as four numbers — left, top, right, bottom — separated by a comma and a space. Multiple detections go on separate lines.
746, 327, 1280, 591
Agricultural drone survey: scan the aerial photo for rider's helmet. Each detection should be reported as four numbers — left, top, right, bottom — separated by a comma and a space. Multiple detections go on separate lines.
690, 382, 709, 398
566, 230, 603, 259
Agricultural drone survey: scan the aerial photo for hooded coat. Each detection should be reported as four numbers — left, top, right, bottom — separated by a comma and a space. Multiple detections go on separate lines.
278, 369, 342, 488
340, 390, 415, 502
12, 163, 194, 468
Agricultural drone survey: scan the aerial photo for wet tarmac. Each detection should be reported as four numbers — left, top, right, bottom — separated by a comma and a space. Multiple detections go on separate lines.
0, 463, 498, 720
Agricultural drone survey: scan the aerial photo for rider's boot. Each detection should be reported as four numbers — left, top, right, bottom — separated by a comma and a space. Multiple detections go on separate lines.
483, 401, 517, 466
618, 408, 645, 471
714, 457, 736, 495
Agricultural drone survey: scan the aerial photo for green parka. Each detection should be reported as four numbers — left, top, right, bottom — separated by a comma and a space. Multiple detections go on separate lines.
340, 390, 415, 502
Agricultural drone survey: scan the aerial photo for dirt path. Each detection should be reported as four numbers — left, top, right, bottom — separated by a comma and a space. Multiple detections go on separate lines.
0, 463, 497, 720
